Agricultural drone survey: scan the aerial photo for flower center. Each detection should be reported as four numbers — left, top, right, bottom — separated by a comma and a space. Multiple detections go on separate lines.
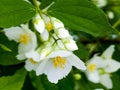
52, 56, 66, 68
99, 68, 106, 75
19, 34, 29, 44
46, 22, 53, 32
29, 58, 37, 64
88, 64, 96, 72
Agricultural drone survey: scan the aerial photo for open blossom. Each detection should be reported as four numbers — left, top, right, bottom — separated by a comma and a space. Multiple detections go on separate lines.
36, 50, 86, 83
4, 24, 37, 60
85, 45, 120, 89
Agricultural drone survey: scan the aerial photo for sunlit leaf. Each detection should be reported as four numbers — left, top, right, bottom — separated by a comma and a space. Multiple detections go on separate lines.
0, 68, 26, 90
48, 0, 116, 37
0, 0, 36, 28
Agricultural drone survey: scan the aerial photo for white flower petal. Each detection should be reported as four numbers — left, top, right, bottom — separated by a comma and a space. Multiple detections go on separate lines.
105, 59, 120, 73
67, 54, 86, 70
25, 51, 41, 62
87, 55, 107, 68
40, 29, 49, 41
34, 14, 45, 34
16, 53, 26, 60
86, 71, 100, 83
57, 28, 70, 38
4, 27, 24, 42
25, 59, 38, 71
36, 59, 49, 75
18, 42, 35, 53
101, 45, 115, 59
64, 39, 78, 51
51, 17, 64, 29
44, 59, 72, 83
57, 40, 65, 49
42, 14, 51, 23
47, 50, 72, 58
17, 43, 37, 60
99, 74, 113, 89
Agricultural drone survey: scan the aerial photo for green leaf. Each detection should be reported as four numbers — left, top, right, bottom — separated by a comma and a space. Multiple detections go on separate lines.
0, 68, 26, 90
40, 0, 56, 9
0, 64, 24, 77
0, 43, 12, 52
29, 72, 45, 90
32, 74, 58, 90
74, 42, 90, 60
111, 71, 120, 90
48, 0, 116, 37
57, 73, 74, 90
0, 0, 36, 28
29, 72, 74, 90
0, 33, 22, 65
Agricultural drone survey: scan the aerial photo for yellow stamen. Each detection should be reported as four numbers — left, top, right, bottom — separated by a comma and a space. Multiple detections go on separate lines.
46, 22, 53, 32
29, 58, 37, 64
19, 34, 29, 44
52, 56, 66, 68
88, 64, 96, 72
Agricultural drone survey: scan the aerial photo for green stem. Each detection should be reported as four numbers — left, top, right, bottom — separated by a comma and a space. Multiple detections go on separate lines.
32, 0, 43, 18
112, 19, 120, 29
112, 19, 120, 36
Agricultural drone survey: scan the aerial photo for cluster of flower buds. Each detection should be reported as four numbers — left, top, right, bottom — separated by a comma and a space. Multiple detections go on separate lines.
85, 45, 120, 89
4, 13, 86, 83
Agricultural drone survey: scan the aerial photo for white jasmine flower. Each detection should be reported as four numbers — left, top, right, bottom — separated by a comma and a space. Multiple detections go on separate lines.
36, 50, 86, 83
51, 17, 64, 29
4, 24, 37, 60
62, 38, 78, 51
86, 45, 120, 89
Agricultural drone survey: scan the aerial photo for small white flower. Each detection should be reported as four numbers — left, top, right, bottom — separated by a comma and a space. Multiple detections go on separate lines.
36, 50, 86, 83
4, 24, 37, 60
33, 14, 45, 34
56, 28, 70, 38
86, 45, 120, 89
101, 45, 120, 73
33, 14, 49, 41
63, 38, 78, 51
107, 11, 114, 19
51, 17, 64, 29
